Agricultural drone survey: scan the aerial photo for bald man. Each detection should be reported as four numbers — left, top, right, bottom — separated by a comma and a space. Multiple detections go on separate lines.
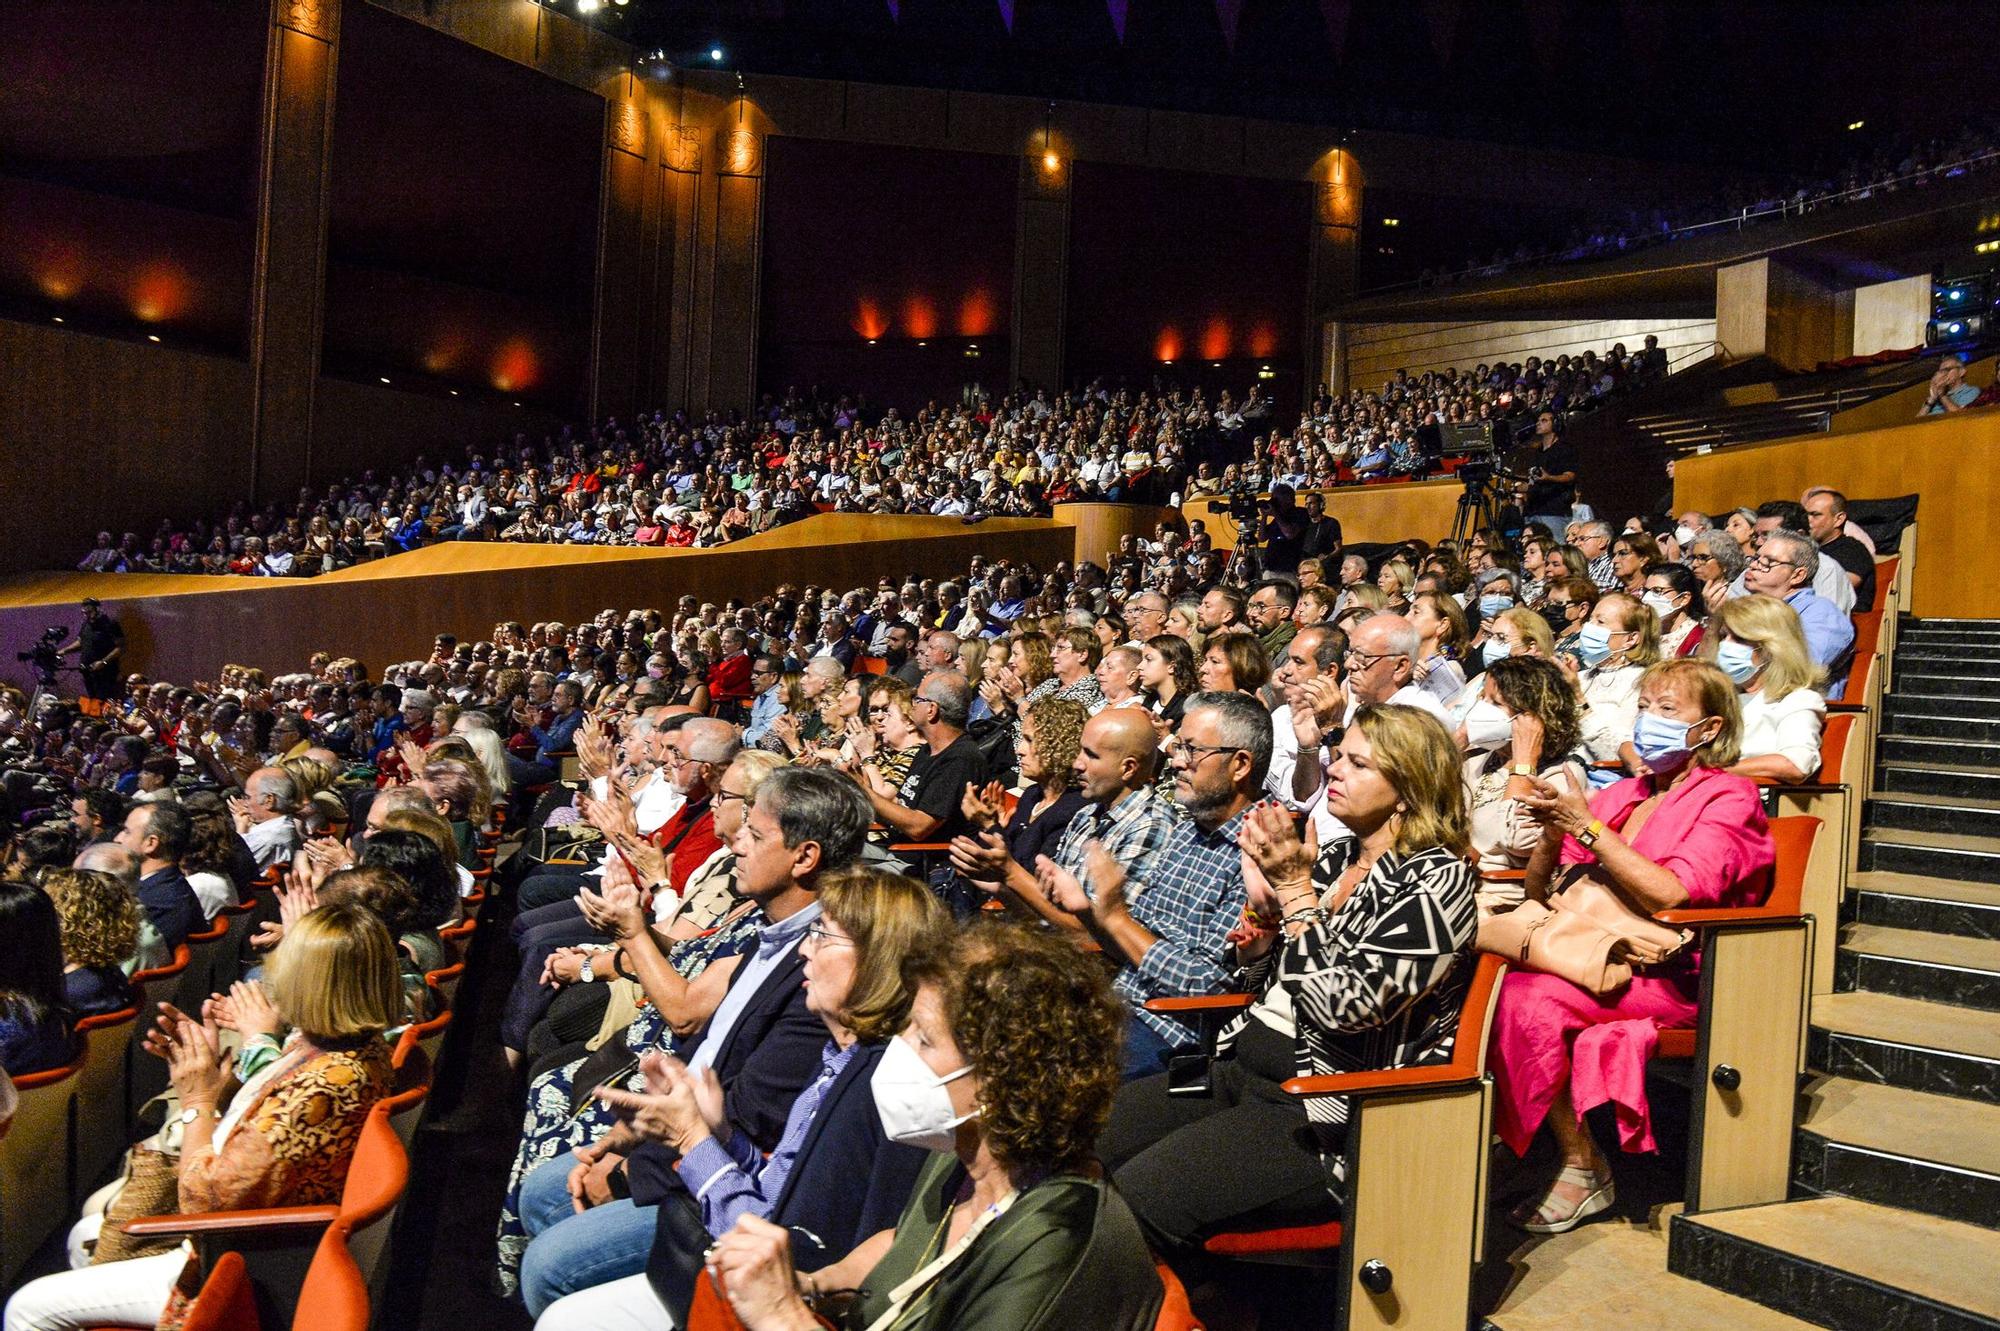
949, 708, 1177, 928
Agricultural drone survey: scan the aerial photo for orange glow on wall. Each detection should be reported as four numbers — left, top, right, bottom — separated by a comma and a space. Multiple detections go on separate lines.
1155, 327, 1183, 362
37, 265, 81, 300
956, 288, 997, 338
1199, 318, 1232, 360
491, 338, 541, 392
129, 263, 189, 323
1247, 323, 1278, 357
422, 331, 469, 376
900, 295, 938, 340
852, 299, 889, 340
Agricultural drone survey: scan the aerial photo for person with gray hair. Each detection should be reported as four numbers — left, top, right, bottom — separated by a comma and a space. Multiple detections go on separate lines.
1035, 689, 1262, 1078
1338, 614, 1448, 729
859, 670, 986, 846
1686, 529, 1747, 616
1566, 519, 1617, 590
1742, 529, 1854, 671
234, 766, 302, 870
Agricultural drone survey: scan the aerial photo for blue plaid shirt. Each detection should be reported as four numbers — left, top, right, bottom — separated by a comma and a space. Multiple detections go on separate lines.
1051, 784, 1178, 887
679, 1037, 858, 1237
1118, 804, 1251, 1048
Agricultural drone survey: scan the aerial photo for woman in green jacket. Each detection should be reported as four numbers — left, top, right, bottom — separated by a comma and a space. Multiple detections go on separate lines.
704, 924, 1162, 1331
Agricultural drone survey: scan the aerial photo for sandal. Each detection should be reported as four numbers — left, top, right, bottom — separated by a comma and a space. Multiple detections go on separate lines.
1509, 1165, 1615, 1234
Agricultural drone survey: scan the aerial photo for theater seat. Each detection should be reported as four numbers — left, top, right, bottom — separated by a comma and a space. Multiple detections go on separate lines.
160, 1222, 371, 1331
0, 1052, 85, 1285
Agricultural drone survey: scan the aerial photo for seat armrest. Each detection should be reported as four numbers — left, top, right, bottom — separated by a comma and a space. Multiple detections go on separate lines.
1654, 907, 1803, 927
1143, 993, 1254, 1015
123, 1205, 339, 1238
1282, 1063, 1485, 1099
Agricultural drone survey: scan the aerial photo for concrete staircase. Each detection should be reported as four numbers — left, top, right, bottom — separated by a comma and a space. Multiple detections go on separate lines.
1667, 617, 2000, 1331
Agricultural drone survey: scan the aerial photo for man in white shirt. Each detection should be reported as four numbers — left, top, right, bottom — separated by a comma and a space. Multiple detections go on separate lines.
232, 767, 302, 869
1266, 626, 1345, 811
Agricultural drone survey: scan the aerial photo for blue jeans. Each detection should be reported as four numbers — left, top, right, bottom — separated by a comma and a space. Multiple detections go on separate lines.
517, 1154, 656, 1317
1122, 1013, 1185, 1081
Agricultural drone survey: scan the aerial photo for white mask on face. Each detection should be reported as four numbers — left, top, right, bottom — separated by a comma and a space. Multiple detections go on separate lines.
1462, 698, 1514, 751
871, 1032, 976, 1153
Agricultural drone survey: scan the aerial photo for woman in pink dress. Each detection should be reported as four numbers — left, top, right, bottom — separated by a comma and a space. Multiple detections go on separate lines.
1489, 658, 1775, 1232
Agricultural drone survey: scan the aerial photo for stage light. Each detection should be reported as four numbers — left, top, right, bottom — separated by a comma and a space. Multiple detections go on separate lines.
146, 334, 160, 343
1043, 151, 1060, 171
866, 338, 877, 345
1951, 289, 1966, 302
1847, 120, 1865, 132
51, 316, 63, 324
577, 0, 600, 12
1978, 240, 2000, 255
710, 47, 724, 61
449, 390, 459, 396
1381, 217, 1400, 227
380, 376, 391, 384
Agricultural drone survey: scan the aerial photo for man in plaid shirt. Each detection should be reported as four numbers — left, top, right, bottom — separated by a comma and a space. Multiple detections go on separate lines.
1037, 693, 1267, 1078
949, 708, 1175, 921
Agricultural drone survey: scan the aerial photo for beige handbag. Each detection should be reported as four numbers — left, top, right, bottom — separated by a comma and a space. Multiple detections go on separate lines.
1477, 867, 1690, 997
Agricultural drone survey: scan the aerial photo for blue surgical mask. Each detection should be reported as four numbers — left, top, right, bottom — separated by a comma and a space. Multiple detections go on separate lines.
1478, 594, 1513, 620
1575, 622, 1614, 666
1481, 637, 1511, 666
1632, 711, 1710, 772
1716, 639, 1759, 685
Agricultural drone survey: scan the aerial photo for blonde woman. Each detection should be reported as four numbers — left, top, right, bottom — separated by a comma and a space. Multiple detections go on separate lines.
1704, 596, 1827, 784
1570, 592, 1661, 776
1375, 557, 1416, 612
8, 903, 397, 1331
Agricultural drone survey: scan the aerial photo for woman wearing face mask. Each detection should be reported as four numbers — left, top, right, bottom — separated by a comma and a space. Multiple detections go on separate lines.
1459, 657, 1587, 914
527, 868, 950, 1331
1099, 706, 1477, 1268
1541, 576, 1598, 656
1641, 562, 1705, 658
704, 924, 1161, 1331
1704, 596, 1826, 785
1409, 590, 1470, 703
1570, 593, 1661, 779
1488, 659, 1773, 1233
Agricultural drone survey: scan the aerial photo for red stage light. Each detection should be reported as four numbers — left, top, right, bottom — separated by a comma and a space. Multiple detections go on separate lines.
1155, 327, 1183, 362
491, 338, 541, 392
130, 263, 188, 323
852, 299, 888, 340
1247, 323, 1277, 357
901, 295, 938, 340
1199, 318, 1231, 361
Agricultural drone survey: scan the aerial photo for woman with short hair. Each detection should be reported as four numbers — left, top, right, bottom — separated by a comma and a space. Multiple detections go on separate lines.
1197, 634, 1272, 697
1705, 596, 1827, 784
7, 902, 397, 1331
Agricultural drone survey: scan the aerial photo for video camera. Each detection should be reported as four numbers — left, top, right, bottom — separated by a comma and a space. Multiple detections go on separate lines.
17, 626, 68, 683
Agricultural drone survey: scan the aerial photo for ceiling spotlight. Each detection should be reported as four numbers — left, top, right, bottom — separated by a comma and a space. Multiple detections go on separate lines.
1043, 151, 1060, 171
379, 376, 391, 384
710, 46, 724, 62
1847, 119, 1865, 132
51, 316, 63, 324
449, 390, 459, 396
146, 334, 161, 343
577, 0, 601, 12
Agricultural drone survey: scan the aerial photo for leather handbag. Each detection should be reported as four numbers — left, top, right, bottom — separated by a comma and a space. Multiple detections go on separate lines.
1477, 867, 1690, 997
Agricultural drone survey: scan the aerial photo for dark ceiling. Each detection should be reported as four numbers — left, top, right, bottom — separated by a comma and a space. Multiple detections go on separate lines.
571, 0, 2000, 173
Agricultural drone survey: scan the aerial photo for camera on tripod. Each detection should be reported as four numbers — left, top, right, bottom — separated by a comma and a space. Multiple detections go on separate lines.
17, 626, 67, 682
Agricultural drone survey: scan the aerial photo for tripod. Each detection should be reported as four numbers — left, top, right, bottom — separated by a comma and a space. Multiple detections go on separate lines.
1450, 476, 1502, 545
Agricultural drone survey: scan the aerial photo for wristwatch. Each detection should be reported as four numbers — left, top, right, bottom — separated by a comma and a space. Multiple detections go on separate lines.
1575, 818, 1606, 849
178, 1105, 221, 1126
579, 955, 597, 984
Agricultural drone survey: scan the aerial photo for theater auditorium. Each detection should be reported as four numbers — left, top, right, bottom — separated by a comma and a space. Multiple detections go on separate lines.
2, 2, 1997, 1328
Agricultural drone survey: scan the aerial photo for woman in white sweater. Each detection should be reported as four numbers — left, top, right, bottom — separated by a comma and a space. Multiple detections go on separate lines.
1705, 595, 1826, 784
1568, 592, 1661, 781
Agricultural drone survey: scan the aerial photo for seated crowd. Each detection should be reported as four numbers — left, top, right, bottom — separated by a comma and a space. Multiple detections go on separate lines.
0, 470, 1884, 1329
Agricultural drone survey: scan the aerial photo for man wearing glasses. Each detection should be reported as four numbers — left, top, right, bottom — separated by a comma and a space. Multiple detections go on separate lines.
1725, 501, 1855, 613
1741, 530, 1854, 671
741, 655, 787, 747
1035, 691, 1267, 1079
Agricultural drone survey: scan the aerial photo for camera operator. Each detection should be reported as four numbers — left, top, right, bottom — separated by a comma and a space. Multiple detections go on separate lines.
1254, 483, 1308, 576
1519, 411, 1578, 541
59, 597, 124, 711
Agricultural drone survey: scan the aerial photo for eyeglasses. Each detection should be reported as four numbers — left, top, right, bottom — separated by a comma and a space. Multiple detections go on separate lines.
715, 789, 748, 806
803, 924, 854, 948
1343, 650, 1404, 668
1747, 554, 1797, 571
1164, 738, 1243, 765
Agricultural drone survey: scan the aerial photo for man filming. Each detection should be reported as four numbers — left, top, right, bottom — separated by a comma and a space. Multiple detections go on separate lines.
60, 597, 124, 712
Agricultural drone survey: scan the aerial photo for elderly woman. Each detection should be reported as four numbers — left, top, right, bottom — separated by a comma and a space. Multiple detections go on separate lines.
704, 924, 1161, 1331
1099, 705, 1478, 1258
1489, 660, 1775, 1233
7, 902, 397, 1331
1706, 596, 1827, 784
532, 868, 950, 1329
1687, 529, 1747, 616
1459, 658, 1588, 914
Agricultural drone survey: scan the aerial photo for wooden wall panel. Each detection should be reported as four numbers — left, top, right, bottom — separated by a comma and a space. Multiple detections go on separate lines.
1054, 504, 1182, 569
1340, 316, 1717, 386
1675, 411, 2000, 618
1850, 275, 1931, 358
0, 515, 1076, 685
1715, 259, 1771, 361
0, 319, 252, 575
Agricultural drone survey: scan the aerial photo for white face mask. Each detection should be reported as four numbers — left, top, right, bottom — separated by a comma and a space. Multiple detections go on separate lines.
871, 1033, 975, 1152
1463, 698, 1514, 752
1641, 591, 1679, 621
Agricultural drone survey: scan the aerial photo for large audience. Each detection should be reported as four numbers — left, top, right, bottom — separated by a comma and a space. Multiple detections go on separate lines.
74, 334, 1667, 580
2, 453, 1888, 1326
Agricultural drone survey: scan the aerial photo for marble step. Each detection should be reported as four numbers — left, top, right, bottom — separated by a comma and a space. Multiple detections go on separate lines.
1878, 737, 2000, 771
1794, 1075, 2000, 1231
1669, 1197, 2000, 1331
1897, 673, 2000, 700
1866, 794, 2000, 841
1859, 828, 2000, 887
1838, 923, 2000, 1011
1877, 706, 2000, 739
1809, 990, 2000, 1104
1848, 871, 2000, 941
1876, 761, 2000, 802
